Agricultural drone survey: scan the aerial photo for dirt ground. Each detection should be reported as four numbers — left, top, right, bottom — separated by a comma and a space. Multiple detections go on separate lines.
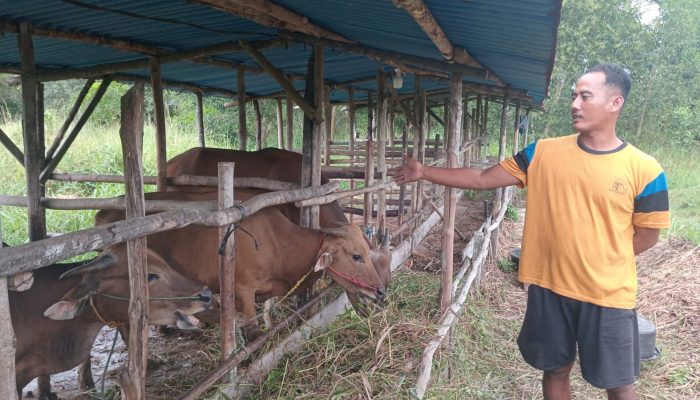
20, 193, 700, 399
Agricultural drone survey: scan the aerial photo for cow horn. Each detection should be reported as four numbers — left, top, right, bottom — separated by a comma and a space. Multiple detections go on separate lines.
319, 227, 351, 239
59, 254, 115, 280
380, 230, 390, 250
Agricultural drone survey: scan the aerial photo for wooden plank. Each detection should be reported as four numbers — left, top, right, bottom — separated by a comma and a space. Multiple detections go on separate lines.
18, 22, 46, 242
150, 57, 168, 191
237, 66, 247, 151
276, 97, 283, 149
40, 78, 112, 182
218, 162, 237, 383
117, 84, 148, 400
196, 91, 206, 147
0, 226, 18, 400
0, 126, 24, 165
440, 74, 462, 313
45, 78, 95, 162
239, 40, 320, 123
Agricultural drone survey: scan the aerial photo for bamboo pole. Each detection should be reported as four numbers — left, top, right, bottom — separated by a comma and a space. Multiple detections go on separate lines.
0, 195, 216, 212
285, 97, 294, 150
0, 224, 18, 400
364, 92, 374, 227
0, 126, 24, 166
150, 57, 168, 191
296, 182, 396, 208
196, 91, 206, 147
18, 22, 46, 242
237, 66, 247, 151
40, 78, 112, 182
117, 84, 148, 400
276, 97, 283, 149
45, 78, 95, 162
253, 99, 262, 150
239, 40, 320, 122
217, 162, 237, 383
439, 74, 462, 313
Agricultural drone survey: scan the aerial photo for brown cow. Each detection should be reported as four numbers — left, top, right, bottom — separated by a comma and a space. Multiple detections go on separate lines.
11, 245, 212, 398
95, 191, 387, 338
166, 147, 392, 310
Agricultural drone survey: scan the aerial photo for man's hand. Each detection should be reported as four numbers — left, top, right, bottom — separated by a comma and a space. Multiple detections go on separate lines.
390, 153, 423, 184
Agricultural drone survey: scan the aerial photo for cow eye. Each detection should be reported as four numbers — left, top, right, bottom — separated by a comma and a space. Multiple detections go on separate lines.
147, 273, 159, 282
352, 254, 364, 263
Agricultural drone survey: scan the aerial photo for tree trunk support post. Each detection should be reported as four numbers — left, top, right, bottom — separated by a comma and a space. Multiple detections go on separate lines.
491, 91, 510, 255
324, 87, 332, 166
0, 225, 18, 400
218, 162, 237, 383
117, 84, 148, 400
522, 109, 530, 148
440, 74, 462, 313
18, 22, 46, 242
364, 91, 375, 227
196, 91, 206, 148
301, 44, 323, 228
253, 99, 262, 150
237, 66, 247, 150
513, 100, 521, 156
276, 97, 284, 149
376, 69, 388, 234
285, 97, 294, 150
149, 57, 168, 192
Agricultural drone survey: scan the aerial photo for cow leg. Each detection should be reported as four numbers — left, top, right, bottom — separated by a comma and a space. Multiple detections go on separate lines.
263, 298, 275, 329
37, 375, 58, 400
78, 358, 95, 392
237, 289, 261, 342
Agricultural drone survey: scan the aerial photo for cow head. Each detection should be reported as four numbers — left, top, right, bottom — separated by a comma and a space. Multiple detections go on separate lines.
44, 245, 212, 329
314, 224, 387, 305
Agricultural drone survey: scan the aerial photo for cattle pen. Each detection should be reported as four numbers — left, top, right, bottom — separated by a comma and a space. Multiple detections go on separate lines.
0, 1, 561, 399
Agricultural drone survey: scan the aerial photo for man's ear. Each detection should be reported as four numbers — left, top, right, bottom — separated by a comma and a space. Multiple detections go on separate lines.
314, 252, 333, 272
44, 298, 89, 320
610, 95, 625, 112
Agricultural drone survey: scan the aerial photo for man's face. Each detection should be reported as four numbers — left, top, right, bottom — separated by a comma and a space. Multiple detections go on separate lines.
571, 71, 623, 134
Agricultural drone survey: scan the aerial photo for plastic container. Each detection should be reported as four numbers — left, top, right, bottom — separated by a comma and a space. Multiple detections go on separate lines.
637, 314, 660, 361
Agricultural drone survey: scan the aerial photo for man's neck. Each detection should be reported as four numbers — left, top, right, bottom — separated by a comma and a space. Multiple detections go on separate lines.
577, 130, 623, 151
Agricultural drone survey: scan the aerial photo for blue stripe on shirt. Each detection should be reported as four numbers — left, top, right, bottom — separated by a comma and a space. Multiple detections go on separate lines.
636, 172, 668, 200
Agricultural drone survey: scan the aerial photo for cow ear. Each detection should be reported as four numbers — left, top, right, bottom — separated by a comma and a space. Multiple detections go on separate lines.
314, 252, 333, 272
44, 298, 87, 320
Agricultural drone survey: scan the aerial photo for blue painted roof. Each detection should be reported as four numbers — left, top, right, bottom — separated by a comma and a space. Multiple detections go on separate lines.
0, 0, 561, 106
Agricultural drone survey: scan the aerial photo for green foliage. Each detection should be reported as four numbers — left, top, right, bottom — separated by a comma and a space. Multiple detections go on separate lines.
504, 204, 518, 222
496, 258, 517, 273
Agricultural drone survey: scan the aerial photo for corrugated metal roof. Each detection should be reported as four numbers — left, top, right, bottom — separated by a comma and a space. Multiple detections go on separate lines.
0, 0, 561, 105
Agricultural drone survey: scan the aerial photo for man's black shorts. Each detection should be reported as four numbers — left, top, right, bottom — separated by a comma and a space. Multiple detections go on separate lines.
517, 284, 640, 389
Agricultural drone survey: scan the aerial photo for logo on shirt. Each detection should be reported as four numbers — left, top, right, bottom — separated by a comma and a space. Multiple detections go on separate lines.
609, 180, 628, 195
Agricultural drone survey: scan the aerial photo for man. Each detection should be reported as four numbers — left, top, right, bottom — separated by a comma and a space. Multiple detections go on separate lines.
391, 64, 669, 400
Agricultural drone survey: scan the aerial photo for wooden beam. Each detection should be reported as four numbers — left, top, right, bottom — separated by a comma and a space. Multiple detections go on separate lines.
194, 0, 351, 43
18, 22, 46, 242
276, 97, 283, 148
117, 84, 148, 400
376, 69, 388, 234
239, 39, 321, 122
285, 97, 294, 150
41, 78, 112, 183
150, 57, 168, 191
324, 87, 332, 166
311, 45, 324, 228
111, 73, 235, 98
237, 66, 247, 150
253, 99, 262, 150
195, 91, 206, 147
0, 223, 18, 400
0, 126, 24, 166
364, 92, 374, 227
282, 31, 503, 85
427, 107, 444, 127
45, 78, 94, 162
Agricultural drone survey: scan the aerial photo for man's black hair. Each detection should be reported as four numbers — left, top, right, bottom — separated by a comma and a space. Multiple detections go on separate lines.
587, 63, 632, 100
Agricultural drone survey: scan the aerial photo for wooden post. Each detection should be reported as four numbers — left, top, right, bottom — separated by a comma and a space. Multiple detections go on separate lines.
196, 91, 206, 147
474, 94, 481, 160
237, 66, 247, 150
522, 109, 530, 147
388, 96, 395, 147
253, 99, 262, 150
491, 92, 510, 255
18, 22, 46, 242
440, 74, 462, 313
286, 97, 294, 150
464, 95, 471, 167
150, 57, 168, 192
416, 90, 427, 210
117, 84, 148, 400
0, 224, 18, 400
364, 91, 374, 227
218, 162, 236, 382
40, 78, 112, 183
411, 78, 421, 217
397, 125, 408, 240
276, 97, 284, 149
376, 69, 388, 234
482, 98, 489, 161
513, 100, 521, 156
324, 87, 332, 166
301, 44, 323, 228
311, 48, 324, 229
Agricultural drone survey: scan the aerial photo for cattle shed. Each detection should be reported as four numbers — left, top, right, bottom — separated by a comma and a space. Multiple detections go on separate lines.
0, 1, 561, 399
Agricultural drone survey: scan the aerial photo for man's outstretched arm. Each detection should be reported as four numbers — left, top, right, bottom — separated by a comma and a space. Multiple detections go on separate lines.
390, 153, 520, 190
